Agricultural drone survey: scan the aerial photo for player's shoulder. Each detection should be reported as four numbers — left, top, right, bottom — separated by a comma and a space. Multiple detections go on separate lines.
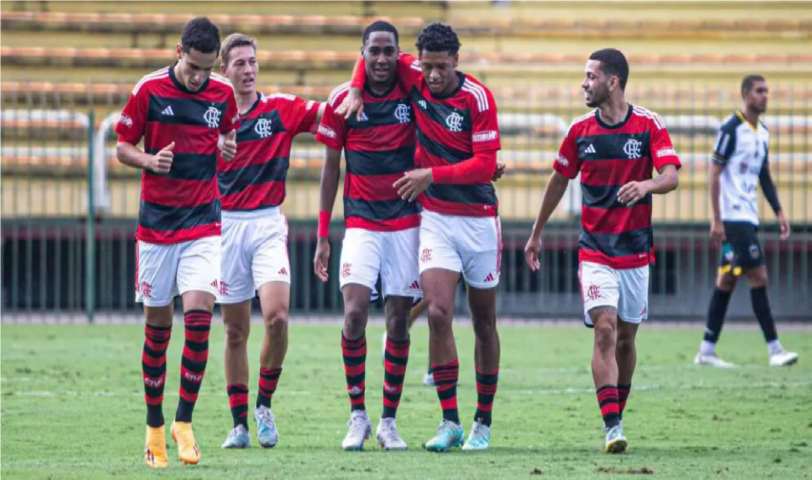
719, 112, 744, 135
631, 104, 666, 130
327, 81, 351, 108
131, 67, 171, 96
566, 110, 597, 136
209, 73, 236, 95
460, 73, 495, 112
259, 92, 300, 110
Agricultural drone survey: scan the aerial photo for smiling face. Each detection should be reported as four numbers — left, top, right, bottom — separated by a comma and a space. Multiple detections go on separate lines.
363, 31, 398, 89
221, 45, 258, 96
175, 45, 218, 92
419, 50, 459, 95
582, 59, 614, 108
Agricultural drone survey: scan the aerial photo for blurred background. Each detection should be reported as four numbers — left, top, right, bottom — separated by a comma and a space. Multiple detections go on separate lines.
1, 1, 810, 322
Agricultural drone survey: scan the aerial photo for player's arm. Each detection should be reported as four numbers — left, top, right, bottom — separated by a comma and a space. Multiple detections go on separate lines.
313, 146, 342, 281
114, 86, 173, 173
218, 92, 241, 161
618, 119, 681, 204
708, 125, 736, 244
759, 152, 790, 240
311, 102, 327, 133
338, 51, 421, 120
116, 141, 173, 173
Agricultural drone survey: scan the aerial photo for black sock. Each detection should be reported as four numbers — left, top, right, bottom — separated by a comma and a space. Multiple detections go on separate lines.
750, 286, 778, 343
703, 288, 732, 343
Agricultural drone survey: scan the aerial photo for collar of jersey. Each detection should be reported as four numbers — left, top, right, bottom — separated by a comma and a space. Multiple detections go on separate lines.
241, 92, 263, 117
735, 110, 760, 132
168, 62, 210, 95
594, 104, 633, 130
364, 78, 397, 99
428, 71, 466, 100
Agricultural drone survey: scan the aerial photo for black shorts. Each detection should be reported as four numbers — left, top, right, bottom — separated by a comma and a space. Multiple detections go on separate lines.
719, 221, 763, 275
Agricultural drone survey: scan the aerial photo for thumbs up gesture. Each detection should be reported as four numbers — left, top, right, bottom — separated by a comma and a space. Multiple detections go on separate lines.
149, 141, 174, 173
219, 130, 238, 162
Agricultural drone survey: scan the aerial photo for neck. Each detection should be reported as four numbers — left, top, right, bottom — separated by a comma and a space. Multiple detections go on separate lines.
597, 95, 629, 126
172, 63, 186, 88
236, 91, 257, 114
441, 71, 460, 96
742, 107, 760, 127
368, 77, 395, 96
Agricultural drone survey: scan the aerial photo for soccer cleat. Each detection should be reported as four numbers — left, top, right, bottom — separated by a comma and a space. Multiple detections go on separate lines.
171, 421, 201, 465
254, 405, 279, 448
423, 419, 464, 452
694, 352, 735, 368
462, 421, 491, 451
423, 371, 436, 386
342, 409, 372, 451
605, 424, 628, 454
144, 425, 169, 468
769, 350, 799, 366
221, 424, 250, 449
376, 417, 408, 450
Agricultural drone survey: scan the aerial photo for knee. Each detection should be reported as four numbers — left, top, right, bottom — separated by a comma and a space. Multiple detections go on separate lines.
747, 268, 768, 287
616, 335, 635, 358
427, 302, 453, 334
472, 316, 496, 342
716, 273, 737, 291
385, 311, 409, 341
593, 320, 616, 352
264, 309, 288, 334
343, 302, 367, 337
224, 321, 249, 349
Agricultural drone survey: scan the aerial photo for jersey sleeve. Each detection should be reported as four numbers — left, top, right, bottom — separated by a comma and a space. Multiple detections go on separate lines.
552, 127, 581, 179
279, 94, 321, 136
114, 87, 148, 145
711, 124, 737, 166
221, 90, 240, 134
314, 93, 346, 151
350, 51, 422, 93
470, 86, 501, 154
650, 120, 682, 171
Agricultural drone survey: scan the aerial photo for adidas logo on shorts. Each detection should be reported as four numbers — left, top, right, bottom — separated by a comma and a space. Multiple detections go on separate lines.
278, 267, 288, 276
409, 280, 420, 290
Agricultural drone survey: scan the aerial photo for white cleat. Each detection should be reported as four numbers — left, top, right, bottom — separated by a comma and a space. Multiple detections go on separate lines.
254, 405, 279, 448
342, 409, 372, 451
221, 424, 251, 449
376, 417, 408, 450
461, 421, 491, 451
694, 352, 736, 368
423, 372, 436, 386
769, 350, 799, 366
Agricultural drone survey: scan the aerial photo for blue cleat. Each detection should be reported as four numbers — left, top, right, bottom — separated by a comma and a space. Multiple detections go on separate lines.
254, 405, 278, 448
221, 424, 251, 449
424, 419, 464, 452
462, 421, 491, 451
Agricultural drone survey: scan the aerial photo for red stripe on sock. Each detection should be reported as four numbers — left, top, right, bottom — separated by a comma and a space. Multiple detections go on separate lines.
344, 363, 366, 377
439, 397, 458, 411
184, 330, 211, 344
182, 346, 209, 363
142, 352, 166, 368
384, 360, 407, 376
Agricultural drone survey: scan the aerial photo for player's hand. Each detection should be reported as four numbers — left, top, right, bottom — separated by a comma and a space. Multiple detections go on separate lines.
335, 87, 365, 121
219, 130, 238, 162
777, 211, 791, 241
394, 168, 433, 202
313, 237, 331, 282
491, 162, 506, 182
710, 219, 726, 246
524, 235, 542, 272
149, 141, 174, 173
617, 180, 649, 206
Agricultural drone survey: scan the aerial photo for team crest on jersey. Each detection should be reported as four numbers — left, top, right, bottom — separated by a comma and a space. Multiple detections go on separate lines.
446, 112, 464, 132
623, 138, 642, 159
395, 103, 411, 124
254, 118, 274, 138
204, 105, 221, 129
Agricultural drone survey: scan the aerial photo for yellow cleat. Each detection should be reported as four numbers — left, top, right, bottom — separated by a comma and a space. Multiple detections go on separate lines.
171, 421, 201, 465
144, 425, 169, 468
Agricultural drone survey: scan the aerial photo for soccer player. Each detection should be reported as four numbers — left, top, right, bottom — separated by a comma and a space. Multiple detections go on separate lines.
115, 17, 239, 468
215, 33, 325, 449
339, 23, 503, 452
694, 74, 798, 368
313, 20, 421, 451
524, 49, 680, 453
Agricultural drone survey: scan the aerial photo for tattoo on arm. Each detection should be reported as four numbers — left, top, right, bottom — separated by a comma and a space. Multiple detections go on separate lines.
588, 305, 618, 323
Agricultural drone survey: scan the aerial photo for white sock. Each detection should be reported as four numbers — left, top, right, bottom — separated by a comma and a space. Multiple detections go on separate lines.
699, 340, 716, 355
767, 340, 784, 356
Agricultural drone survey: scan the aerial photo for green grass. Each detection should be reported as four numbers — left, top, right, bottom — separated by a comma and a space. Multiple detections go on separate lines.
2, 323, 811, 479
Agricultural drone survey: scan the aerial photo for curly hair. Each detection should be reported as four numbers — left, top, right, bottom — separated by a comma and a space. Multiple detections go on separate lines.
416, 22, 460, 55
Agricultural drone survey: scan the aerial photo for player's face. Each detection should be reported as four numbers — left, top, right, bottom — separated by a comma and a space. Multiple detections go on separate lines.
363, 32, 398, 86
175, 45, 218, 92
222, 45, 258, 96
419, 50, 459, 95
582, 60, 612, 108
745, 81, 769, 114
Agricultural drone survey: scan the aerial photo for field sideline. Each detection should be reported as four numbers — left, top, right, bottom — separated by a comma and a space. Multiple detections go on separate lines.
2, 323, 811, 479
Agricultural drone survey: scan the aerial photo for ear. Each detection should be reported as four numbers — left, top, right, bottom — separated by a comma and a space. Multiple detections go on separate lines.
176, 43, 183, 60
219, 62, 227, 75
452, 52, 459, 69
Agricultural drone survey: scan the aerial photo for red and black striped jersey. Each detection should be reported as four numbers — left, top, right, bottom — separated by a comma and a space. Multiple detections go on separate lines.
315, 81, 420, 232
115, 65, 240, 244
218, 92, 319, 211
365, 52, 501, 218
554, 105, 682, 269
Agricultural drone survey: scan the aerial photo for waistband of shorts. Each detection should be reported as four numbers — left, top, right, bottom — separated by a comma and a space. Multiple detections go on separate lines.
222, 206, 282, 220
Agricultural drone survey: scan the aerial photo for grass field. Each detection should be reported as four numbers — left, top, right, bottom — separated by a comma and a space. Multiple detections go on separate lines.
2, 322, 811, 479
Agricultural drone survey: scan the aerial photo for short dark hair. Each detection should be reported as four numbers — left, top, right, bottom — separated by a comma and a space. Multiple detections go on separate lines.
416, 22, 461, 56
181, 17, 221, 55
741, 74, 766, 93
362, 20, 399, 47
589, 48, 629, 90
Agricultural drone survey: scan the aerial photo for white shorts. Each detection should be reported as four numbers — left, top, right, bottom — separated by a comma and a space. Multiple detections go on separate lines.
339, 227, 421, 298
135, 236, 221, 307
218, 207, 290, 304
579, 261, 649, 326
419, 210, 502, 289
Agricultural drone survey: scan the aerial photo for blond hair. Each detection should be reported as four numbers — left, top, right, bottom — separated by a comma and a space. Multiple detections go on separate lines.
220, 33, 257, 67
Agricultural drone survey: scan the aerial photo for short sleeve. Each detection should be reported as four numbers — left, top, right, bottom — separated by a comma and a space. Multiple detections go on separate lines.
314, 94, 346, 150
114, 88, 148, 145
552, 128, 581, 179
221, 90, 240, 134
711, 125, 737, 166
470, 86, 501, 154
650, 120, 682, 171
395, 52, 423, 93
280, 95, 320, 136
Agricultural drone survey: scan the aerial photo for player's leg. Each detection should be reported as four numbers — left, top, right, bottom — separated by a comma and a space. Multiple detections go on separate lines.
614, 264, 649, 425
419, 211, 465, 452
406, 297, 437, 386
338, 228, 381, 450
745, 264, 798, 365
136, 240, 179, 468
615, 321, 638, 422
172, 236, 221, 465
696, 238, 739, 367
581, 261, 626, 453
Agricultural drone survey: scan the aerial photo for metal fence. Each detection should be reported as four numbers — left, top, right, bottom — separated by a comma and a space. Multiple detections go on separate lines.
2, 81, 811, 321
